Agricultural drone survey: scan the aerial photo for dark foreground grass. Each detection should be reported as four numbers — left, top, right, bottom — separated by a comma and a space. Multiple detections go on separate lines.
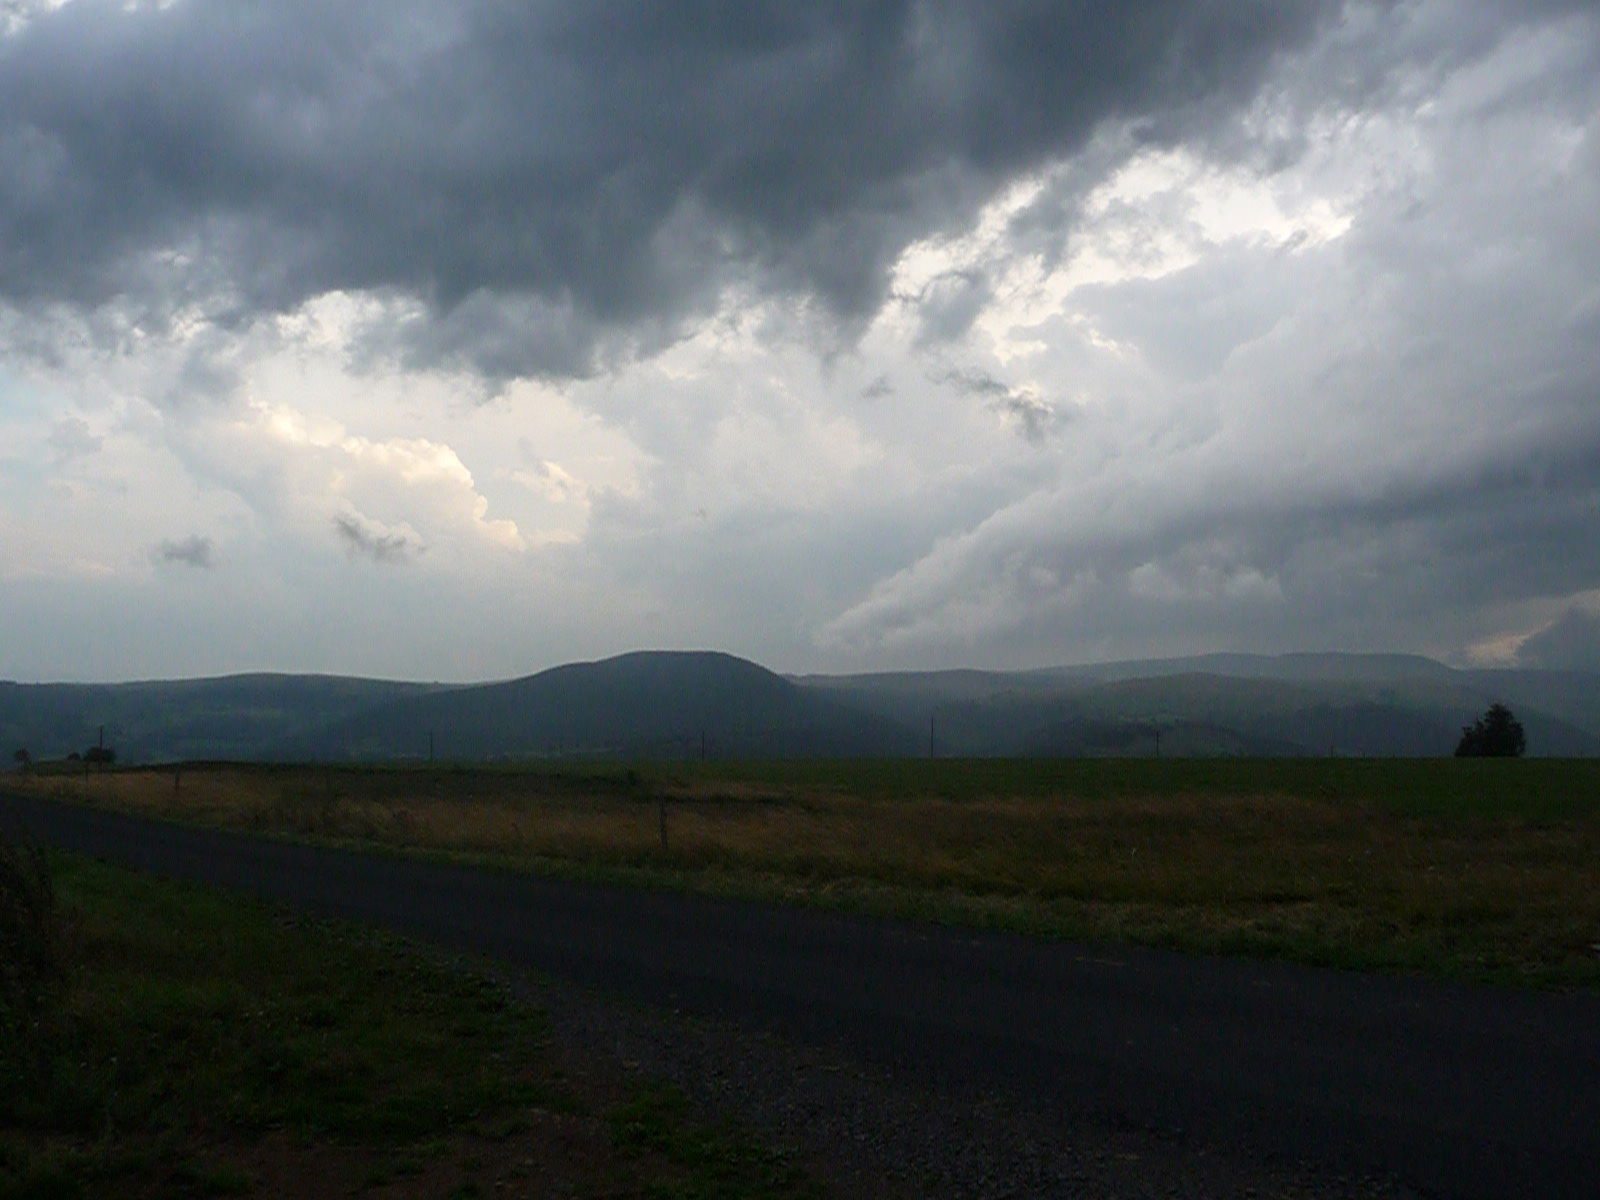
16, 756, 1600, 991
0, 829, 60, 1080
0, 849, 823, 1200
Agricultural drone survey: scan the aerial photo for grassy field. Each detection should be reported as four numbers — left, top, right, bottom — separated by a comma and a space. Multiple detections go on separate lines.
10, 756, 1600, 990
0, 847, 823, 1200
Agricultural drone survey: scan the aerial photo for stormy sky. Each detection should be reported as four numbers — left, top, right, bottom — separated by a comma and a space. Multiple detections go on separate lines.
2, 0, 1598, 682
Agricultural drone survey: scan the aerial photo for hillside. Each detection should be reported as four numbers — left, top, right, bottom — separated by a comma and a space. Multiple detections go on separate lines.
797, 654, 1600, 758
0, 674, 447, 764
926, 673, 1600, 758
280, 651, 921, 761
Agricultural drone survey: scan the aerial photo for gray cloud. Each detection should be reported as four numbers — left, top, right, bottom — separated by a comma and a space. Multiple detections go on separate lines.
828, 99, 1600, 668
821, 408, 1600, 666
938, 366, 1011, 399
993, 392, 1060, 445
1518, 607, 1600, 671
860, 374, 894, 400
939, 367, 1061, 443
333, 513, 422, 564
810, 0, 1600, 667
911, 269, 991, 346
152, 535, 216, 569
0, 0, 1340, 383
46, 416, 100, 461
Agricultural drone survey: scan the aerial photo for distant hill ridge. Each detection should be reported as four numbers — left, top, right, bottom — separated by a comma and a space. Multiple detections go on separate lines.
3, 650, 1596, 763
275, 650, 920, 762
794, 653, 1600, 758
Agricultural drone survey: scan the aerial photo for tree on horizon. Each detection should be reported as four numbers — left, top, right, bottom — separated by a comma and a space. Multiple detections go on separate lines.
1454, 702, 1526, 757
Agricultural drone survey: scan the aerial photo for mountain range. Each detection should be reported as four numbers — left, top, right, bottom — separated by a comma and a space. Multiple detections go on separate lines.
3, 650, 1596, 764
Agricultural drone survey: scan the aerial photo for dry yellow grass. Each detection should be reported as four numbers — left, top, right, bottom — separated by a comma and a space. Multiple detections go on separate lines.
15, 760, 1600, 989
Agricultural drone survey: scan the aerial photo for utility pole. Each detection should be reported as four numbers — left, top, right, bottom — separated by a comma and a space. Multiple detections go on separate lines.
428, 730, 435, 763
929, 713, 937, 759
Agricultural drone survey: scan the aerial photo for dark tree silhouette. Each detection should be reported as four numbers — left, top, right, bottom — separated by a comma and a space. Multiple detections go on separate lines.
84, 745, 116, 768
1455, 703, 1526, 757
11, 749, 28, 772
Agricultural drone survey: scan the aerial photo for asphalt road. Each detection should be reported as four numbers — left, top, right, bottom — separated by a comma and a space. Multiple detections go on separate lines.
5, 791, 1597, 1199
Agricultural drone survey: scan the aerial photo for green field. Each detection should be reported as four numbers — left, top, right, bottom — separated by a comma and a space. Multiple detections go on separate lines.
0, 849, 822, 1200
680, 755, 1600, 817
12, 756, 1600, 990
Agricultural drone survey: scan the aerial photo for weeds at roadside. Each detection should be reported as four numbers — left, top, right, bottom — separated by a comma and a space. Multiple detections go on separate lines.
0, 851, 828, 1199
610, 1083, 822, 1200
0, 822, 64, 1099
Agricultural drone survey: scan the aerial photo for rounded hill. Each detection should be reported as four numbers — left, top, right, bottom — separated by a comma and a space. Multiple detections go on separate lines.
286, 650, 918, 761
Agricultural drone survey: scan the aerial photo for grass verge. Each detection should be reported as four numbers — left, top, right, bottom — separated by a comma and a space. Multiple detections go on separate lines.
0, 845, 823, 1200
0, 826, 61, 1084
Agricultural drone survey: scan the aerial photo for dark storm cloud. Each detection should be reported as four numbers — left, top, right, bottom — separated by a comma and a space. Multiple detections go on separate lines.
152, 534, 216, 569
332, 513, 421, 564
0, 0, 1338, 381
